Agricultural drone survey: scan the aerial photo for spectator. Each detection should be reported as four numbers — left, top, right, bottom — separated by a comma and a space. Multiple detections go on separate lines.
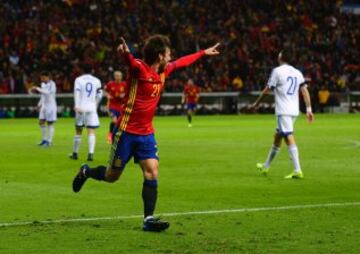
0, 0, 358, 93
318, 85, 331, 113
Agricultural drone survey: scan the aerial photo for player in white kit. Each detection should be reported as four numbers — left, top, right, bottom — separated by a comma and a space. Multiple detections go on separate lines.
250, 48, 314, 179
69, 64, 103, 161
30, 71, 57, 147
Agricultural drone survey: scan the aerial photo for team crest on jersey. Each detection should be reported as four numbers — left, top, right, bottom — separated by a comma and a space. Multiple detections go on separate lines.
114, 158, 122, 167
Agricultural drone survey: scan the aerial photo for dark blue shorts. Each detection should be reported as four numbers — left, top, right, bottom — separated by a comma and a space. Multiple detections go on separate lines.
108, 131, 159, 171
109, 109, 121, 118
187, 103, 197, 110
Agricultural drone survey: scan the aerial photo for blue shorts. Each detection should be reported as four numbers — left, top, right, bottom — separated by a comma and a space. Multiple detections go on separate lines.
109, 109, 121, 118
187, 103, 197, 110
108, 131, 159, 171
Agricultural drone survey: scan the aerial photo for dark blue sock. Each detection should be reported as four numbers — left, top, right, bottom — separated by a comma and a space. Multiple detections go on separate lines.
85, 166, 106, 181
142, 179, 158, 218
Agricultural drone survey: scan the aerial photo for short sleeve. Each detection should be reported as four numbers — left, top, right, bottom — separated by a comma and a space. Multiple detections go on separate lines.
298, 73, 306, 87
74, 78, 81, 92
267, 69, 278, 89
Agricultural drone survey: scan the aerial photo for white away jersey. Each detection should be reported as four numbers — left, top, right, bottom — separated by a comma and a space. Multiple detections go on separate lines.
39, 80, 57, 109
74, 74, 103, 112
267, 64, 305, 116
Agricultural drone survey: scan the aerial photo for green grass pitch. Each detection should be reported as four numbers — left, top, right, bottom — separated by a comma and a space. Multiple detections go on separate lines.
0, 114, 360, 253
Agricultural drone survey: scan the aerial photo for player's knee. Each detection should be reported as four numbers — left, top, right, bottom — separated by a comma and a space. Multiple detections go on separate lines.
75, 128, 83, 135
104, 168, 123, 183
144, 167, 158, 180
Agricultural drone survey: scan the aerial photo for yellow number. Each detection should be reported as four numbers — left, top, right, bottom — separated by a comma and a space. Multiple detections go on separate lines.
151, 84, 161, 97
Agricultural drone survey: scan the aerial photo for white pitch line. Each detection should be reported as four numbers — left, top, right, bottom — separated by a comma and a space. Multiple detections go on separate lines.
1, 201, 360, 228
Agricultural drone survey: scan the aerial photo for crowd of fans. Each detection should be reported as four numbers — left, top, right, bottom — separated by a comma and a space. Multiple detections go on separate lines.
0, 0, 359, 96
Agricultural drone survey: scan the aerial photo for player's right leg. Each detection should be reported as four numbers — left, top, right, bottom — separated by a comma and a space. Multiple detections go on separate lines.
69, 126, 83, 160
38, 109, 47, 146
187, 108, 193, 127
72, 130, 132, 192
257, 132, 282, 175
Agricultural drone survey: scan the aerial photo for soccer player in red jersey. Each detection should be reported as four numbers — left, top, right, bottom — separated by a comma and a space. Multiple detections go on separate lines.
104, 70, 127, 143
72, 35, 220, 232
182, 79, 200, 127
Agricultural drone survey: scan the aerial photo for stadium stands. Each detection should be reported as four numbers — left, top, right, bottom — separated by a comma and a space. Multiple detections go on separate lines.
0, 0, 359, 96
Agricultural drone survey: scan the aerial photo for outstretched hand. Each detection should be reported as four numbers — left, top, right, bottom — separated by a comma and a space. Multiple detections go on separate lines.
29, 86, 38, 93
204, 43, 220, 56
117, 37, 130, 54
247, 103, 259, 113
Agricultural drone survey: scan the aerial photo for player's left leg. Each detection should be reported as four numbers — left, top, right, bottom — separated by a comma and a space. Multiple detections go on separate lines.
135, 134, 169, 232
45, 122, 55, 146
107, 109, 120, 144
87, 128, 96, 161
257, 133, 282, 175
109, 116, 117, 144
43, 108, 57, 146
140, 159, 169, 232
281, 116, 303, 179
86, 112, 100, 161
284, 134, 303, 179
187, 108, 193, 127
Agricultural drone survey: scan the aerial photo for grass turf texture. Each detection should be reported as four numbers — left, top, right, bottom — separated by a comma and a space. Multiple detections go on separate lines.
0, 114, 359, 253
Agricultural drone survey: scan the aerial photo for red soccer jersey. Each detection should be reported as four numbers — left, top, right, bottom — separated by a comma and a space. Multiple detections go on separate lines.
184, 84, 200, 104
117, 50, 205, 135
104, 81, 127, 112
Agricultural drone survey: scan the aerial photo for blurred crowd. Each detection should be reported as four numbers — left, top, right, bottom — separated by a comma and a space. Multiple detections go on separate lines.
0, 0, 359, 96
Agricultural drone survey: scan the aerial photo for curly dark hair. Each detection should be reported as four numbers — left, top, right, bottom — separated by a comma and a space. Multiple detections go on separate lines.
143, 34, 171, 66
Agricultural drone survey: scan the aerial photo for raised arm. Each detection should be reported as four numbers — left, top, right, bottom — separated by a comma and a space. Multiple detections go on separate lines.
165, 43, 220, 76
30, 83, 54, 95
117, 37, 140, 70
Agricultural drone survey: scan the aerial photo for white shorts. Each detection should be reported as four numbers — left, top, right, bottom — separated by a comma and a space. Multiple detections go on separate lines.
39, 107, 57, 122
276, 115, 297, 136
75, 112, 99, 128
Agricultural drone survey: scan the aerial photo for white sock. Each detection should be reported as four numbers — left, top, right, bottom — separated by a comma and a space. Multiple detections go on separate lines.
47, 125, 54, 143
88, 134, 96, 154
288, 144, 301, 172
73, 135, 82, 153
263, 145, 280, 168
40, 125, 46, 141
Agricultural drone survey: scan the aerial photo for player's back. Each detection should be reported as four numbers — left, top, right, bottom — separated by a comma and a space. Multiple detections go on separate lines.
74, 74, 102, 112
268, 64, 305, 116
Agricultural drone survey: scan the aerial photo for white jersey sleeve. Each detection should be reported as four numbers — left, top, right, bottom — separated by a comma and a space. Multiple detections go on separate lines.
96, 86, 103, 105
267, 69, 279, 89
74, 78, 81, 109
